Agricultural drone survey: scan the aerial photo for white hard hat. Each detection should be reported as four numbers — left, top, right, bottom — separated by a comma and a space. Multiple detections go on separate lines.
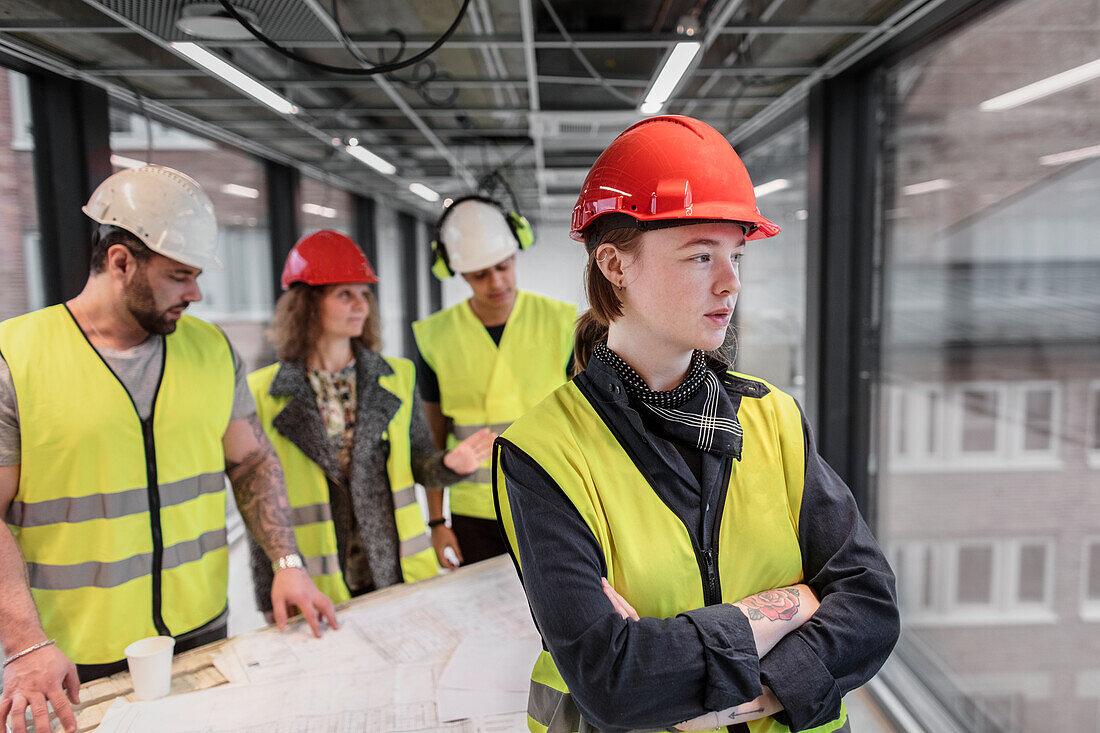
438, 198, 518, 274
83, 165, 222, 271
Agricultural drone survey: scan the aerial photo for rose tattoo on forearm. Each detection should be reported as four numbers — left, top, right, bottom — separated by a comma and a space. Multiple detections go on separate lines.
740, 587, 801, 621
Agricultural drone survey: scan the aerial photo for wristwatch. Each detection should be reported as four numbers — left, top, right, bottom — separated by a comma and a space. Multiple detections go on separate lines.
428, 518, 447, 528
271, 552, 305, 573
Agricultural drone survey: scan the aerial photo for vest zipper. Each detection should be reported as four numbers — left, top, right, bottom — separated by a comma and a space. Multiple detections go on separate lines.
64, 305, 172, 638
142, 416, 170, 637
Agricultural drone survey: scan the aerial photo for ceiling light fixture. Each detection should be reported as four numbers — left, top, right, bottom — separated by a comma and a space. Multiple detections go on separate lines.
409, 183, 440, 202
302, 203, 338, 218
1039, 143, 1100, 167
220, 183, 260, 198
176, 4, 261, 40
902, 179, 954, 196
345, 144, 397, 175
171, 42, 299, 115
638, 41, 701, 115
980, 58, 1100, 111
753, 178, 790, 198
110, 154, 147, 169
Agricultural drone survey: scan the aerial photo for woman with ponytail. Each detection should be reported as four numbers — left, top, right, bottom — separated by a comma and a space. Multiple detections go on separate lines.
493, 117, 899, 733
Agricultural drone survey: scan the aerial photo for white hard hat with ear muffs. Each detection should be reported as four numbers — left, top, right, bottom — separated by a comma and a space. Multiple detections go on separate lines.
430, 196, 534, 279
82, 165, 222, 271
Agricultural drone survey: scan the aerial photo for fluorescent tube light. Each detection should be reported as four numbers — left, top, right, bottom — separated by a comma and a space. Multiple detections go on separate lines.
171, 42, 299, 115
345, 144, 397, 175
980, 58, 1100, 111
302, 203, 337, 218
902, 179, 954, 196
409, 183, 440, 202
220, 183, 260, 199
110, 154, 147, 169
639, 42, 701, 114
1039, 143, 1100, 167
753, 179, 789, 198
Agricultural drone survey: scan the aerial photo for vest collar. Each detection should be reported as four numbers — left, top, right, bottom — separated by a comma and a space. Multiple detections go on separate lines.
268, 343, 401, 485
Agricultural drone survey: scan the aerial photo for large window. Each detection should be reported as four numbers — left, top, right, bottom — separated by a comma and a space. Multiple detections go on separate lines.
298, 175, 353, 239
1, 70, 42, 321
736, 120, 809, 402
876, 0, 1100, 729
109, 103, 273, 369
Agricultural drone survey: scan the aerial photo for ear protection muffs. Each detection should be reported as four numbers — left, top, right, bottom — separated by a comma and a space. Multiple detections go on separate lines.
430, 195, 534, 280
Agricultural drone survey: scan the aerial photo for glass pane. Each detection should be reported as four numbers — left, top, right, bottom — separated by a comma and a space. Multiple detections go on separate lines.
0, 70, 42, 321
956, 546, 993, 605
1023, 390, 1053, 451
108, 101, 272, 369
736, 120, 808, 404
921, 546, 935, 609
1088, 543, 1100, 600
876, 0, 1100, 727
1016, 544, 1046, 603
960, 390, 997, 453
299, 176, 353, 238
1091, 390, 1100, 452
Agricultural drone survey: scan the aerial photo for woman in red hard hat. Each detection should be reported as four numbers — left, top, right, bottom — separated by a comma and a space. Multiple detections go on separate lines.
494, 117, 899, 732
247, 230, 494, 614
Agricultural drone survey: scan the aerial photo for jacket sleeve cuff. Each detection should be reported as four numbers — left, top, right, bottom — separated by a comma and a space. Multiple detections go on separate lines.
760, 632, 842, 731
679, 603, 763, 710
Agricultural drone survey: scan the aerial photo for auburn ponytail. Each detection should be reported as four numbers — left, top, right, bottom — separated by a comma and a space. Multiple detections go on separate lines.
573, 227, 644, 374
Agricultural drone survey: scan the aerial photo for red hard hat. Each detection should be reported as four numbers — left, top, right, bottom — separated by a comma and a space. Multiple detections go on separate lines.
570, 115, 780, 242
281, 230, 378, 289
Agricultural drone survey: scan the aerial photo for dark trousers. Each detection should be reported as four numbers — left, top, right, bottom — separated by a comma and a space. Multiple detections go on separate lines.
451, 514, 508, 565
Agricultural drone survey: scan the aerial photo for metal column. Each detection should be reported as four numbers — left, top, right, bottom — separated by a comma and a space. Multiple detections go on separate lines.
28, 72, 111, 303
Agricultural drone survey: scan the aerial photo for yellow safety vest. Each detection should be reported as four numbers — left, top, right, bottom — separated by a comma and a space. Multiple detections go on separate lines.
494, 374, 848, 733
0, 305, 233, 665
412, 290, 575, 519
248, 355, 438, 603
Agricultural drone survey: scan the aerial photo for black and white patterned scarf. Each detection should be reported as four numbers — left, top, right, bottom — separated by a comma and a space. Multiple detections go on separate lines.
594, 343, 743, 456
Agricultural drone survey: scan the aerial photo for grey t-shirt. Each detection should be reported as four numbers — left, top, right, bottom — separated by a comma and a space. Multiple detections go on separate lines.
0, 333, 256, 466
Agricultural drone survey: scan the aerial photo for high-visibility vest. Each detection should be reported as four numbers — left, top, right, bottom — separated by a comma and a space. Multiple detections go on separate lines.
0, 305, 234, 665
248, 356, 438, 602
494, 374, 849, 733
412, 290, 575, 519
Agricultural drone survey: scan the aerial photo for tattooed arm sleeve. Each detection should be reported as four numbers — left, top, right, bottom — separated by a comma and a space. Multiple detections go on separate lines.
223, 414, 299, 560
757, 405, 901, 731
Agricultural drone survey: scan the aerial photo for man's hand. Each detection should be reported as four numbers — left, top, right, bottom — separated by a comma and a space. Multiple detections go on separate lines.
442, 428, 496, 475
270, 568, 339, 638
1, 644, 80, 733
431, 525, 464, 569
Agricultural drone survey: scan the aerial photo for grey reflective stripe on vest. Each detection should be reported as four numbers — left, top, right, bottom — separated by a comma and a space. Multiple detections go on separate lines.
529, 681, 584, 733
305, 553, 342, 577
392, 485, 417, 509
7, 472, 225, 528
454, 467, 492, 486
26, 527, 228, 591
292, 502, 333, 526
400, 532, 432, 557
452, 422, 512, 441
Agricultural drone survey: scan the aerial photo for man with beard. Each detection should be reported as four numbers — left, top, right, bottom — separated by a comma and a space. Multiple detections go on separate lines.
0, 166, 336, 733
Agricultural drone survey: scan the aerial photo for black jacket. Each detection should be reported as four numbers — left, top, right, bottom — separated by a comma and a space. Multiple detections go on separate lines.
497, 353, 900, 732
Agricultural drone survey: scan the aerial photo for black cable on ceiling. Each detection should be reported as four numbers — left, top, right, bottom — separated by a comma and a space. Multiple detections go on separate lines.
216, 0, 472, 76
329, 0, 458, 107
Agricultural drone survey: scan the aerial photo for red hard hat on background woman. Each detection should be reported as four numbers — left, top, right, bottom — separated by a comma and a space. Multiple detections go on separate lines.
281, 229, 379, 289
570, 115, 780, 243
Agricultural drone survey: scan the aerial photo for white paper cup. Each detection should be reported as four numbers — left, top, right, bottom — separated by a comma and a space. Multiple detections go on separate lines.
124, 636, 175, 700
